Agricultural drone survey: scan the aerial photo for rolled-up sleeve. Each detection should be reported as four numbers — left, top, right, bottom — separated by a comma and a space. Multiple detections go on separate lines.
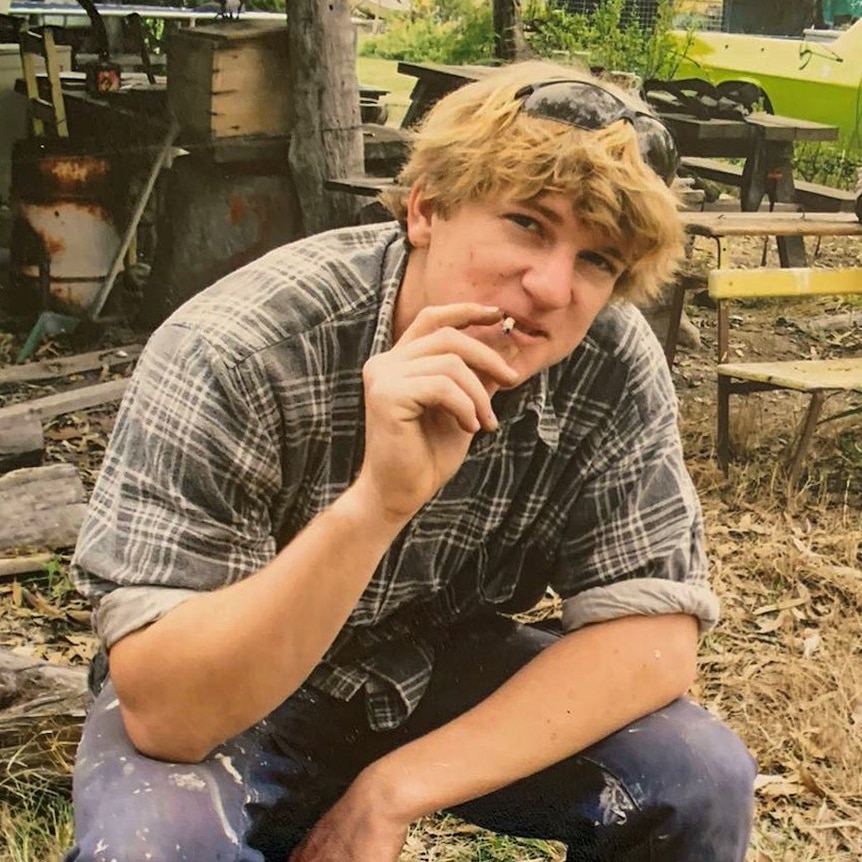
551, 352, 719, 634
71, 324, 282, 648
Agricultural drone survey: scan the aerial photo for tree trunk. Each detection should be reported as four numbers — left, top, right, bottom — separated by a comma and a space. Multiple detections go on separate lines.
288, 1, 364, 235
493, 0, 531, 61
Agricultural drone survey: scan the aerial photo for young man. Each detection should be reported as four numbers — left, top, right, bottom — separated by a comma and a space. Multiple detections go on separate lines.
66, 61, 756, 862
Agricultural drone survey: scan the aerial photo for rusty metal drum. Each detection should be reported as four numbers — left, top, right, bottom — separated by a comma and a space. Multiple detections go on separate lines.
9, 138, 125, 317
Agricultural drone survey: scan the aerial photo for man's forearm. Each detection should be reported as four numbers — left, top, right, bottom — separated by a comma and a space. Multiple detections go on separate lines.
109, 482, 408, 763
358, 613, 699, 821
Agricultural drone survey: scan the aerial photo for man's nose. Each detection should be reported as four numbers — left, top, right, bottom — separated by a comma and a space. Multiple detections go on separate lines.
521, 252, 574, 310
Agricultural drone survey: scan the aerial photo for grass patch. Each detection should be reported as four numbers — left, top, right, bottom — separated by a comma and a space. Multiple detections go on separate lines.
0, 786, 73, 862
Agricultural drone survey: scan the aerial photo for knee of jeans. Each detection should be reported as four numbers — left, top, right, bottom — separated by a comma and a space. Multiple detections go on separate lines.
650, 708, 757, 832
71, 782, 251, 862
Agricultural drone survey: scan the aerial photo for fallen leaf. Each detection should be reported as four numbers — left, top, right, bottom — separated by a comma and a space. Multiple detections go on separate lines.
802, 632, 822, 658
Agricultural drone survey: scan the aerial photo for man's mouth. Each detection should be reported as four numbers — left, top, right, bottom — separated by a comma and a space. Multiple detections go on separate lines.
501, 313, 545, 339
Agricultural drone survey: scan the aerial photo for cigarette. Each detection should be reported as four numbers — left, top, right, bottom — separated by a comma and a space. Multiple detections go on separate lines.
501, 316, 516, 335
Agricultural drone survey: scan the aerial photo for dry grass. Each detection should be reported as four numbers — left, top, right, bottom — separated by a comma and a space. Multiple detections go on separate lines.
682, 406, 862, 862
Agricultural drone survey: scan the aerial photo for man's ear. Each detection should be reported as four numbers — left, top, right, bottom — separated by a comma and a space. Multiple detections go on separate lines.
405, 184, 435, 248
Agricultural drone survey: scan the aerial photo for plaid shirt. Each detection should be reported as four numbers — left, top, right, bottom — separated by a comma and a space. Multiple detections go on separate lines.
72, 223, 718, 730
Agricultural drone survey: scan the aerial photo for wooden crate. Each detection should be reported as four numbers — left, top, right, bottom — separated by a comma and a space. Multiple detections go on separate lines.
167, 21, 291, 144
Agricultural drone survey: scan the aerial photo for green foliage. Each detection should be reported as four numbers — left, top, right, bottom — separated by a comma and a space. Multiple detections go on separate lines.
42, 556, 75, 604
360, 0, 682, 76
523, 0, 682, 79
245, 0, 285, 10
793, 142, 862, 190
359, 0, 494, 64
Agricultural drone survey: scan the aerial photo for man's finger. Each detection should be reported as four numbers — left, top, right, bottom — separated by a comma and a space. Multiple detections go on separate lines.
394, 328, 519, 389
399, 303, 503, 342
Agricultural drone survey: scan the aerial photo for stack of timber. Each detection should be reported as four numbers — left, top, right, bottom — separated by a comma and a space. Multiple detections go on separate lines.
0, 345, 140, 474
0, 345, 141, 783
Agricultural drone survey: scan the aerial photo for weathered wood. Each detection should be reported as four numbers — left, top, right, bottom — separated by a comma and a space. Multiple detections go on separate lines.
167, 21, 292, 144
0, 553, 54, 579
0, 344, 143, 386
0, 377, 129, 427
682, 209, 862, 238
0, 647, 90, 784
288, 0, 364, 235
0, 463, 87, 550
681, 156, 857, 213
0, 412, 44, 473
493, 0, 531, 61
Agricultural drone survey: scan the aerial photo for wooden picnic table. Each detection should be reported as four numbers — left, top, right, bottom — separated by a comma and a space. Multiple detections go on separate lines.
680, 210, 862, 267
397, 61, 497, 127
659, 111, 838, 212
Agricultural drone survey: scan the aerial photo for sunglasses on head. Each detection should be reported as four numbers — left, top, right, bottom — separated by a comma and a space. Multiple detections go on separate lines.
515, 80, 680, 186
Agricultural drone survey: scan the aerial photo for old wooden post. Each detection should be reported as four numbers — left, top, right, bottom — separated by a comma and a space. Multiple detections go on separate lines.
288, 0, 364, 235
493, 0, 531, 61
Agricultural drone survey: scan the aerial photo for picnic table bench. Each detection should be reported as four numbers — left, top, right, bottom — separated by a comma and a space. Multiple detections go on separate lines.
662, 211, 862, 365
680, 156, 857, 215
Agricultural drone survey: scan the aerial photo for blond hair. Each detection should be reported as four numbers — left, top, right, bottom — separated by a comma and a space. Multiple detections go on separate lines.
381, 61, 685, 304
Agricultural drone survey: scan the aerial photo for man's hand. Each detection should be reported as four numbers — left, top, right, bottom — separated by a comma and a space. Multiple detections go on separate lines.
288, 775, 409, 862
355, 303, 519, 521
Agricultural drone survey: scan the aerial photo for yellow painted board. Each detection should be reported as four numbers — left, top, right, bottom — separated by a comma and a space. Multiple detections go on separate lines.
709, 267, 862, 300
718, 359, 862, 392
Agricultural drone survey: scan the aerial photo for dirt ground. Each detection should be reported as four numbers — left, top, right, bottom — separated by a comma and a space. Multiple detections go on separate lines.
0, 228, 860, 860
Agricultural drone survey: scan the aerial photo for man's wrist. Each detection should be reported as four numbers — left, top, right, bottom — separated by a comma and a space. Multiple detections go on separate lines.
354, 756, 433, 825
342, 473, 420, 531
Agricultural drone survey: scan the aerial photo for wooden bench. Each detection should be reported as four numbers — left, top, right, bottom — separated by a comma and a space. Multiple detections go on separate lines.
709, 266, 862, 486
681, 156, 858, 214
661, 211, 862, 366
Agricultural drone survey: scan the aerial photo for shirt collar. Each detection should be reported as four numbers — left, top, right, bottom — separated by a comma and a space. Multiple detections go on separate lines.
370, 232, 409, 357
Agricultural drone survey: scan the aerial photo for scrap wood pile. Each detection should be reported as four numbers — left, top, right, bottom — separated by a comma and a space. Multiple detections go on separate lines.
0, 333, 141, 789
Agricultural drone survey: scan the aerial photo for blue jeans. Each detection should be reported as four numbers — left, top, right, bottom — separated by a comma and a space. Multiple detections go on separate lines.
64, 617, 756, 862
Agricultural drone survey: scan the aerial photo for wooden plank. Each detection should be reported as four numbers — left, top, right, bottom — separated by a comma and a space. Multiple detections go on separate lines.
0, 345, 142, 386
746, 112, 839, 143
324, 175, 395, 197
0, 378, 129, 427
683, 211, 862, 238
0, 645, 90, 787
681, 156, 744, 184
0, 413, 44, 474
660, 115, 752, 142
708, 267, 862, 300
0, 553, 54, 579
681, 156, 857, 212
717, 358, 862, 392
0, 463, 87, 550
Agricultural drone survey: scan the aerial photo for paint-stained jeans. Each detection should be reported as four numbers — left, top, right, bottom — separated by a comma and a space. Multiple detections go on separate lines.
64, 618, 756, 862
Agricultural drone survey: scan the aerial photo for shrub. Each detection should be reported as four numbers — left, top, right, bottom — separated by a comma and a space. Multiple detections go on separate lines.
359, 0, 494, 64
523, 0, 681, 79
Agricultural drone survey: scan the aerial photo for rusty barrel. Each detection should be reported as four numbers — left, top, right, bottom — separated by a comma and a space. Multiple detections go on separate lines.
9, 138, 126, 317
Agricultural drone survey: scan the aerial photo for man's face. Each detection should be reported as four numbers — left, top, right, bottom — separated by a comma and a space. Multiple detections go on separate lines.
401, 190, 627, 387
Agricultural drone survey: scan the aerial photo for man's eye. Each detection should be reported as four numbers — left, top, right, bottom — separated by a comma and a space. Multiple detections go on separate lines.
579, 251, 620, 276
506, 213, 541, 232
